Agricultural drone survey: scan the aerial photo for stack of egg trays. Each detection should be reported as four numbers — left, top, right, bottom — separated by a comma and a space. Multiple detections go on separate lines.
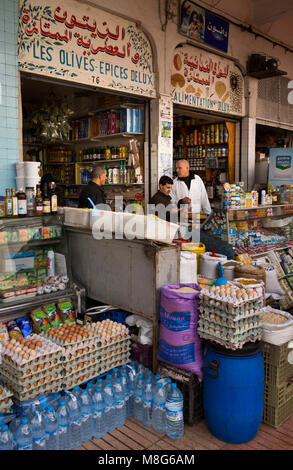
60, 337, 103, 389
197, 289, 263, 350
0, 352, 64, 401
97, 335, 131, 374
0, 382, 14, 413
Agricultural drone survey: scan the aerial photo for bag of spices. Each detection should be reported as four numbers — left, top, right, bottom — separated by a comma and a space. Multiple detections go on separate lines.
57, 299, 76, 324
6, 320, 23, 340
30, 309, 51, 332
43, 304, 63, 328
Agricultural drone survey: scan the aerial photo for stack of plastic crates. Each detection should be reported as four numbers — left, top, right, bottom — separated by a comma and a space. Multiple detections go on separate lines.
262, 341, 293, 427
157, 361, 204, 425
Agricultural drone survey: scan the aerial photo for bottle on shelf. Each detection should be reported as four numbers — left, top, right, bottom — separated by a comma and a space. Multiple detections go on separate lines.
42, 184, 51, 214
4, 188, 13, 217
11, 188, 18, 216
165, 383, 184, 440
26, 187, 35, 217
34, 184, 43, 215
49, 182, 58, 214
17, 188, 27, 217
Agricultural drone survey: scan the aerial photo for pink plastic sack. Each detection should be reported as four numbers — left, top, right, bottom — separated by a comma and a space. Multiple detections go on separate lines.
157, 283, 203, 381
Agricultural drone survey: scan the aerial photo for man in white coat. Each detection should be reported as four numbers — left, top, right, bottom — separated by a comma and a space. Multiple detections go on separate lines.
170, 159, 211, 215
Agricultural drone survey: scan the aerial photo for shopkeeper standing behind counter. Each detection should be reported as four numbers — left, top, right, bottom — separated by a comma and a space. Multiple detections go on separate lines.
78, 165, 107, 208
171, 159, 211, 215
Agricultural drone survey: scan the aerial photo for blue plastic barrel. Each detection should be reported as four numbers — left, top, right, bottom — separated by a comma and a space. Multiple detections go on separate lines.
202, 341, 264, 444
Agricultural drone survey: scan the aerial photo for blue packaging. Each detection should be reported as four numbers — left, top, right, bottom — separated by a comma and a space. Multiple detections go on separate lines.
120, 109, 133, 133
132, 108, 140, 133
15, 316, 33, 338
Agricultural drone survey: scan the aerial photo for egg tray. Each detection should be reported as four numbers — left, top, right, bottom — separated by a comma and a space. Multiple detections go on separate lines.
0, 398, 13, 412
60, 340, 101, 362
99, 344, 131, 361
96, 333, 131, 347
41, 330, 99, 348
199, 309, 261, 328
0, 381, 14, 400
13, 381, 63, 402
99, 353, 131, 372
61, 349, 102, 368
62, 357, 101, 376
99, 357, 131, 376
198, 317, 261, 337
197, 325, 261, 349
0, 361, 63, 383
199, 304, 262, 323
97, 338, 131, 353
199, 296, 263, 316
61, 365, 98, 389
86, 322, 129, 338
0, 367, 64, 393
0, 350, 63, 377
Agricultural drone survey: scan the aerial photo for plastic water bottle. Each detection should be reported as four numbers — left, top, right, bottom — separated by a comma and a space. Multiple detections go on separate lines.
119, 365, 128, 377
142, 378, 153, 427
92, 387, 105, 438
31, 405, 47, 450
103, 383, 115, 432
86, 382, 95, 398
137, 364, 145, 377
95, 378, 103, 391
67, 392, 82, 448
72, 385, 81, 399
144, 369, 153, 381
0, 425, 14, 450
152, 383, 166, 433
165, 383, 184, 439
120, 372, 129, 418
126, 365, 136, 417
15, 417, 33, 450
56, 399, 70, 450
111, 368, 119, 385
133, 373, 144, 422
43, 405, 59, 450
79, 389, 93, 443
163, 378, 172, 394
113, 378, 126, 428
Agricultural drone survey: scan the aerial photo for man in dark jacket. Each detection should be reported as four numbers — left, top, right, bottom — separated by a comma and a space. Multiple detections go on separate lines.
150, 175, 175, 222
78, 165, 107, 208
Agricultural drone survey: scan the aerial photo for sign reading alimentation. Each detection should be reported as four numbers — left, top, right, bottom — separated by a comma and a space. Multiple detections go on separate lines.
18, 0, 156, 98
171, 44, 245, 117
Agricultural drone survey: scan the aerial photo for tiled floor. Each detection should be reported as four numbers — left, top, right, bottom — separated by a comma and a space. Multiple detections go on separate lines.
76, 415, 293, 451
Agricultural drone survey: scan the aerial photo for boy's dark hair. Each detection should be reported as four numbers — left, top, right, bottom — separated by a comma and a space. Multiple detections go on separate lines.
159, 175, 173, 186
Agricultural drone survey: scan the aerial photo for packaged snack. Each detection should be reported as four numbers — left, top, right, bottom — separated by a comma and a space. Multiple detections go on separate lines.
6, 320, 23, 339
43, 304, 63, 328
0, 322, 9, 341
15, 316, 33, 338
30, 309, 51, 332
57, 299, 76, 324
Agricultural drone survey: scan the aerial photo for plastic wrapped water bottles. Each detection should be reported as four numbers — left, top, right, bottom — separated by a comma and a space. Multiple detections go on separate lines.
86, 382, 95, 398
15, 417, 33, 450
56, 399, 70, 450
120, 372, 129, 417
152, 383, 166, 433
43, 405, 59, 450
92, 387, 105, 438
142, 378, 153, 427
67, 392, 82, 449
79, 389, 93, 443
133, 373, 144, 422
31, 404, 47, 450
165, 383, 184, 440
126, 365, 136, 417
0, 425, 14, 450
111, 368, 119, 385
113, 378, 126, 428
103, 383, 115, 432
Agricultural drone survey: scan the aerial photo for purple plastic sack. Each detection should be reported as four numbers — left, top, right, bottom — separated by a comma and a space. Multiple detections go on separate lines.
157, 283, 203, 381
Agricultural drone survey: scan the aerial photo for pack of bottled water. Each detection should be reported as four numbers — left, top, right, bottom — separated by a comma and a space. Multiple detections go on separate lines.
0, 362, 184, 449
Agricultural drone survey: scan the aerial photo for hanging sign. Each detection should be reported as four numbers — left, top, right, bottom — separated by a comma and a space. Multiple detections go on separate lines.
18, 0, 156, 98
269, 148, 293, 189
171, 45, 245, 116
179, 1, 229, 53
